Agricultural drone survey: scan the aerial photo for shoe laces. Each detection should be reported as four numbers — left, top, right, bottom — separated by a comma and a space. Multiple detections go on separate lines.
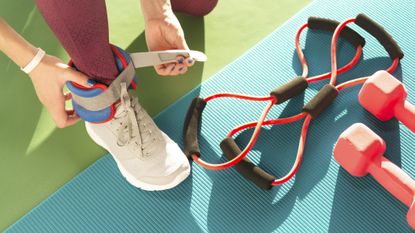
115, 82, 163, 157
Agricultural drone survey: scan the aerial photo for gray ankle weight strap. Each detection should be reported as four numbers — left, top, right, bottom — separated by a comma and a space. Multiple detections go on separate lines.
72, 61, 136, 111
71, 50, 207, 112
130, 50, 207, 68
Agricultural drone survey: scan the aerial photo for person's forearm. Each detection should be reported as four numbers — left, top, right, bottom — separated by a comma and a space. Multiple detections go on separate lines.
0, 17, 37, 68
140, 0, 173, 21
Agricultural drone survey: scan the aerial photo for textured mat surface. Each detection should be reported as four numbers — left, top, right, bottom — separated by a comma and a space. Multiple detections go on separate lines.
0, 0, 308, 230
7, 0, 415, 232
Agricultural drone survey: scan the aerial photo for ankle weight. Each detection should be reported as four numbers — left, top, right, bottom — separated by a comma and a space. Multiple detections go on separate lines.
67, 45, 138, 123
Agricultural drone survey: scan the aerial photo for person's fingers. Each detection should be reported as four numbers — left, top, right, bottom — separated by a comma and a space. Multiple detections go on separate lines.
155, 64, 169, 76
64, 114, 81, 127
66, 109, 75, 116
156, 63, 186, 76
53, 109, 81, 128
46, 93, 81, 128
59, 107, 80, 128
178, 65, 188, 75
165, 63, 177, 76
172, 34, 193, 67
168, 55, 187, 75
172, 63, 187, 76
184, 57, 194, 67
62, 66, 91, 87
64, 92, 72, 101
155, 53, 199, 75
176, 55, 185, 65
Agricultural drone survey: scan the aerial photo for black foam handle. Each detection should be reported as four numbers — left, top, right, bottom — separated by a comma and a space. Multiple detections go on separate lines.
355, 14, 404, 59
270, 77, 309, 104
308, 17, 366, 48
303, 84, 338, 118
220, 137, 276, 190
183, 97, 207, 159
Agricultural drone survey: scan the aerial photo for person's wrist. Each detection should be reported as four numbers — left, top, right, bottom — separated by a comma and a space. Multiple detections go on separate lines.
16, 44, 38, 68
21, 47, 46, 74
141, 0, 173, 22
27, 53, 55, 81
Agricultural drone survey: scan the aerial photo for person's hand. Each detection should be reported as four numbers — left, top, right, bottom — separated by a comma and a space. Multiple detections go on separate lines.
0, 18, 89, 128
144, 11, 194, 76
29, 54, 90, 128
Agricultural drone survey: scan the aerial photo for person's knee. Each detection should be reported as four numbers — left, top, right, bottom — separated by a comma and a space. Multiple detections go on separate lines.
194, 0, 218, 17
172, 0, 218, 17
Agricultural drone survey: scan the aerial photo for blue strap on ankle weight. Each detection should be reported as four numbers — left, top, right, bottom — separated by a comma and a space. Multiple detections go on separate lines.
69, 84, 114, 123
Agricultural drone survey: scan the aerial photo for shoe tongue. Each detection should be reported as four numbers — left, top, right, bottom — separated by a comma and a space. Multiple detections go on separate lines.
114, 102, 125, 118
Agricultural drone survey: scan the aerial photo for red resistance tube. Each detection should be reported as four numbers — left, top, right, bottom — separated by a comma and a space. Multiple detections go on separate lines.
206, 18, 400, 187
191, 22, 363, 172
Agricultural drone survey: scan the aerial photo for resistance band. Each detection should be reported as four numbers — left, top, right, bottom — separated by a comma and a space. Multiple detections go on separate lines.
183, 14, 403, 190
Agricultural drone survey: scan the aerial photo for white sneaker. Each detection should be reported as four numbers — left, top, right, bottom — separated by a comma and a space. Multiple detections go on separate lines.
85, 83, 190, 191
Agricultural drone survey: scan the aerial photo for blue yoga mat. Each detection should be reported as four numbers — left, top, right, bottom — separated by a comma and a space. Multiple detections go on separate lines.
7, 0, 415, 232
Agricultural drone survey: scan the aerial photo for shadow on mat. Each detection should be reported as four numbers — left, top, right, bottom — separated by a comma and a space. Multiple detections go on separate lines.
118, 172, 203, 232
291, 29, 356, 92
150, 25, 410, 231
203, 95, 305, 232
291, 30, 408, 232
119, 14, 206, 232
327, 65, 413, 233
198, 53, 406, 231
125, 13, 205, 117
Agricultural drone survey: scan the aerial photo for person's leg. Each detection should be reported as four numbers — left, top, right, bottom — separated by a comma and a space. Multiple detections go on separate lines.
35, 0, 118, 85
171, 0, 218, 17
36, 0, 191, 191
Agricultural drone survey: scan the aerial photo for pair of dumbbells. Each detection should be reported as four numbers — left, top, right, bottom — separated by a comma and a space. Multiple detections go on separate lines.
333, 71, 415, 229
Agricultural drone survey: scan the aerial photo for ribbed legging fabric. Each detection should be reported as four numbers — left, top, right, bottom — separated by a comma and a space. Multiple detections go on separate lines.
35, 0, 217, 85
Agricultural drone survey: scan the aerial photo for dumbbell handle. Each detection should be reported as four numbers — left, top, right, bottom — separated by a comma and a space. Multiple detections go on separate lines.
368, 155, 415, 207
395, 100, 415, 133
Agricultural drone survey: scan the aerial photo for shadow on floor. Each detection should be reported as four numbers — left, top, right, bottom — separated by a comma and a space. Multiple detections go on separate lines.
328, 65, 412, 232
199, 50, 407, 231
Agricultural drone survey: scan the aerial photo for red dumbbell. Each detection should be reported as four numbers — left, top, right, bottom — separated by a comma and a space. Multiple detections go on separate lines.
359, 70, 415, 132
333, 123, 415, 229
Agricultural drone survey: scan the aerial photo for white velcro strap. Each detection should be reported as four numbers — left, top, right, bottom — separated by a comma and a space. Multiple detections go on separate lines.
129, 50, 207, 68
21, 48, 46, 74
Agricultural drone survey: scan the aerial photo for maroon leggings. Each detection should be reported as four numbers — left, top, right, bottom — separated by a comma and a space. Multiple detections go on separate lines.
35, 0, 217, 85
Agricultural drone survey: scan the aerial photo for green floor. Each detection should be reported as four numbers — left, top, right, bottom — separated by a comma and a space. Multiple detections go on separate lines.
0, 0, 309, 230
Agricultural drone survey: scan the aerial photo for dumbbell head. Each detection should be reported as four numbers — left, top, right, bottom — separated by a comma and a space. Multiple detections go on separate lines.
359, 70, 407, 121
408, 202, 415, 229
333, 123, 386, 177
